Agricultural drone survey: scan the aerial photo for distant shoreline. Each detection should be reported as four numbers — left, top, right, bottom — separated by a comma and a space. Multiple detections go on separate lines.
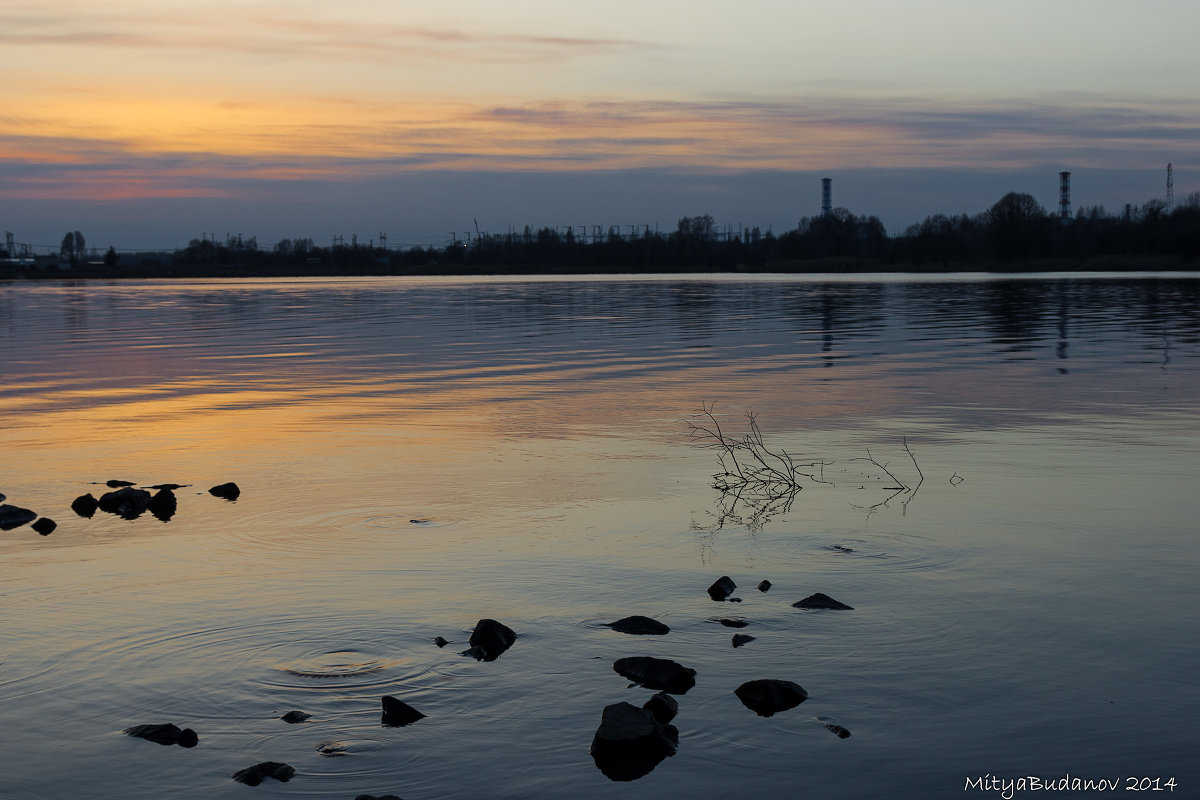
3, 255, 1195, 281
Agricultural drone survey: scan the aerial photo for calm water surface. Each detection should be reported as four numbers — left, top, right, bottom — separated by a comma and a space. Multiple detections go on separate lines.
2, 274, 1199, 799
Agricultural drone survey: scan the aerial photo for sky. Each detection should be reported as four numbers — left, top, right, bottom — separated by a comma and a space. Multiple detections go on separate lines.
2, 0, 1198, 252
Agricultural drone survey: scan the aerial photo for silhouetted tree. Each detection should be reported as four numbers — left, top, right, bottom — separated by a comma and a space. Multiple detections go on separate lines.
60, 230, 86, 267
104, 246, 119, 267
986, 192, 1049, 261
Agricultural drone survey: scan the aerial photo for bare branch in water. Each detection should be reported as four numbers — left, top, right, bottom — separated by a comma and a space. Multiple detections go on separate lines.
686, 404, 928, 527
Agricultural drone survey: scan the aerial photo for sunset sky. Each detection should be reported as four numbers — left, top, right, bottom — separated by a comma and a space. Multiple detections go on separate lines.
2, 0, 1198, 252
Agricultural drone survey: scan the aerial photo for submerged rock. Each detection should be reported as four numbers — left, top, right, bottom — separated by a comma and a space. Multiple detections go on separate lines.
71, 493, 99, 518
732, 634, 756, 648
0, 504, 38, 531
124, 723, 199, 748
231, 761, 295, 786
380, 695, 425, 727
758, 579, 772, 592
355, 795, 405, 800
707, 575, 737, 601
280, 710, 311, 723
32, 517, 57, 536
433, 636, 449, 648
712, 618, 748, 628
98, 487, 152, 519
315, 740, 349, 756
590, 701, 679, 782
613, 656, 696, 694
816, 715, 852, 739
208, 482, 241, 500
734, 679, 808, 717
792, 592, 854, 610
105, 479, 136, 488
146, 483, 188, 490
147, 488, 177, 522
465, 618, 516, 661
606, 615, 670, 636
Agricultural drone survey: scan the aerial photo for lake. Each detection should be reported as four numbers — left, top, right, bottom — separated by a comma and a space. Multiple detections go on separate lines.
2, 273, 1198, 799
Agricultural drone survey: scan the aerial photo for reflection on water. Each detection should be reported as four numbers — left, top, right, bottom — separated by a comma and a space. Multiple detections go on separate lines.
1, 273, 1199, 799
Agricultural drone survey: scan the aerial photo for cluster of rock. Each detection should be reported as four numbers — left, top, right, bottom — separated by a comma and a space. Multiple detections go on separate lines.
123, 617, 512, 795
588, 574, 856, 781
117, 573, 856, 790
2, 479, 243, 535
0, 491, 57, 535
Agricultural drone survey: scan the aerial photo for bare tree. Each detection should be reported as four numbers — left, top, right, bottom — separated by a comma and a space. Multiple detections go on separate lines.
60, 230, 86, 267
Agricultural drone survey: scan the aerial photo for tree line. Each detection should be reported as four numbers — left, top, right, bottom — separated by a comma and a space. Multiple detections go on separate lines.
8, 190, 1198, 275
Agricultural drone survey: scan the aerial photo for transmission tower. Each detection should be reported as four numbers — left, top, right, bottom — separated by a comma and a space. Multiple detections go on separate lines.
1167, 163, 1174, 214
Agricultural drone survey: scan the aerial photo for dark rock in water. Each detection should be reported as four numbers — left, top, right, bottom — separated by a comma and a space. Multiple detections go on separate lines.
380, 695, 426, 727
146, 483, 188, 490
830, 544, 855, 553
714, 618, 748, 628
0, 504, 38, 531
98, 487, 152, 519
707, 575, 737, 601
734, 679, 809, 717
147, 488, 177, 522
642, 692, 678, 724
434, 636, 449, 647
124, 723, 199, 748
460, 645, 488, 660
758, 579, 772, 592
606, 615, 670, 636
817, 715, 852, 739
466, 618, 516, 661
732, 634, 756, 648
0, 492, 5, 502
280, 710, 311, 723
613, 656, 696, 694
105, 479, 137, 488
590, 701, 679, 782
356, 795, 405, 800
32, 517, 57, 536
71, 493, 99, 518
231, 761, 295, 786
208, 482, 241, 500
316, 740, 348, 756
409, 518, 429, 524
792, 592, 854, 610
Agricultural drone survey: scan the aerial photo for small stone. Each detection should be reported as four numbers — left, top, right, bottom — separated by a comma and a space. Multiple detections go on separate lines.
734, 679, 809, 717
231, 761, 295, 786
792, 592, 854, 610
124, 723, 199, 748
434, 636, 449, 647
32, 517, 57, 536
356, 795, 406, 800
280, 710, 311, 723
466, 618, 516, 661
97, 487, 152, 519
208, 482, 241, 500
0, 504, 38, 531
707, 575, 737, 601
380, 695, 425, 727
642, 692, 679, 724
606, 615, 670, 635
71, 494, 99, 518
147, 489, 177, 522
613, 656, 696, 694
316, 740, 349, 756
817, 715, 852, 738
106, 479, 136, 488
146, 483, 188, 490
732, 634, 756, 648
714, 618, 748, 628
757, 580, 772, 592
589, 702, 679, 781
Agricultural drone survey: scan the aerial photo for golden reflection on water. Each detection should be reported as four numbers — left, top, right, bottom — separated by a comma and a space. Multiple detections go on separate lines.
2, 276, 1200, 799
